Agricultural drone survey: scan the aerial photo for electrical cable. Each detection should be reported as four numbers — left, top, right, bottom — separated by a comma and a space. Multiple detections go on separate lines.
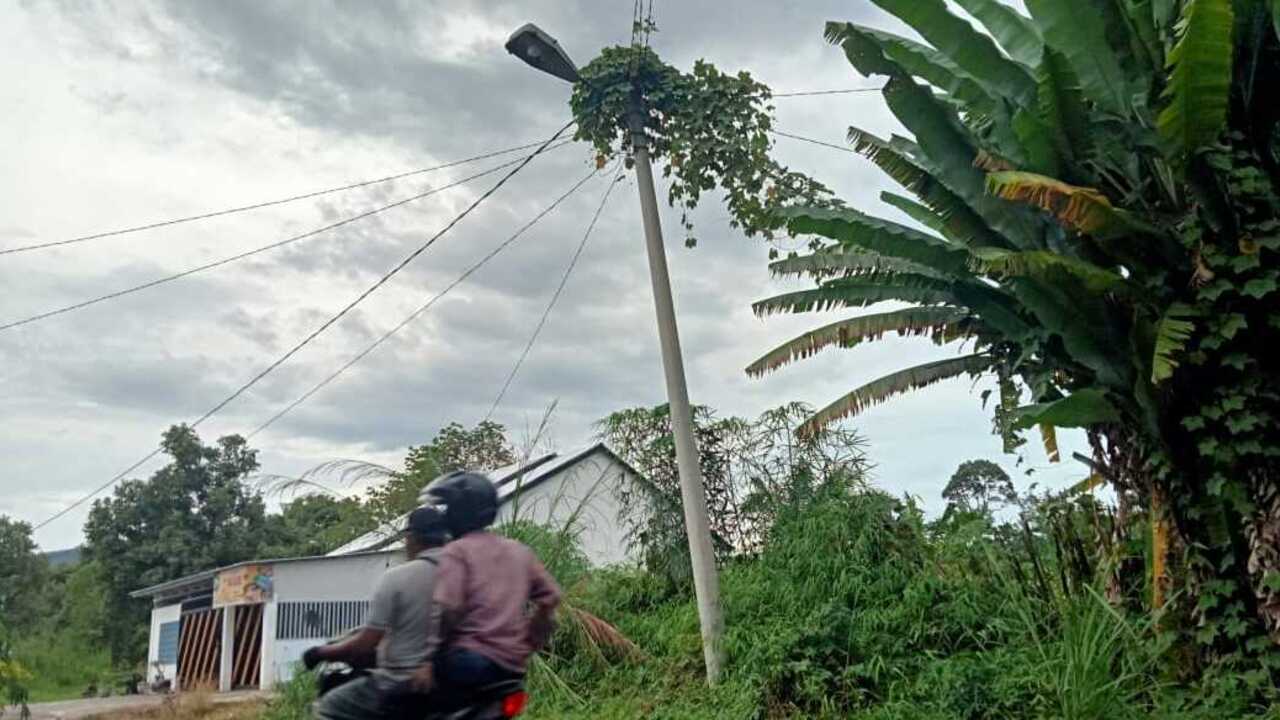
246, 167, 602, 440
30, 121, 574, 532
772, 87, 882, 98
0, 140, 553, 257
0, 142, 571, 333
485, 163, 625, 422
770, 129, 859, 154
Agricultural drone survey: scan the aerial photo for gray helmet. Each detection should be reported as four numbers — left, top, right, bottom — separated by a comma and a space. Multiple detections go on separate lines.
419, 470, 498, 536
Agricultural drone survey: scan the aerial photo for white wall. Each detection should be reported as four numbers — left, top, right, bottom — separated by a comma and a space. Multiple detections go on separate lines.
271, 552, 399, 602
498, 451, 637, 567
262, 551, 400, 688
146, 603, 182, 689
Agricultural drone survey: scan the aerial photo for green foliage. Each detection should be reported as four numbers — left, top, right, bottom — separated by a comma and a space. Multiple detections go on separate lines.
570, 44, 836, 247
738, 0, 1280, 683
943, 460, 1017, 514
0, 626, 31, 719
10, 632, 111, 704
261, 494, 377, 559
1158, 0, 1236, 169
84, 425, 267, 663
258, 666, 315, 720
521, 479, 1277, 719
0, 517, 47, 630
598, 403, 869, 585
363, 420, 516, 525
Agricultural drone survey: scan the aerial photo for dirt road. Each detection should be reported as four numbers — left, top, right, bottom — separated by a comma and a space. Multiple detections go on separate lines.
24, 690, 266, 719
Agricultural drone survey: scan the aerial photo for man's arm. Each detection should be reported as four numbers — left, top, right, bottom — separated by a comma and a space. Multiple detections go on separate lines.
303, 627, 384, 670
305, 571, 394, 670
526, 555, 561, 651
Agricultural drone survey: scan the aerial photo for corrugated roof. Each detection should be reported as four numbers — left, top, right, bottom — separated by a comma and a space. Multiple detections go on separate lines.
132, 442, 641, 598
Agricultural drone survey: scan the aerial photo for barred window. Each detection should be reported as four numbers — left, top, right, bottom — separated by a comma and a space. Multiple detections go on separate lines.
157, 621, 180, 664
276, 601, 369, 640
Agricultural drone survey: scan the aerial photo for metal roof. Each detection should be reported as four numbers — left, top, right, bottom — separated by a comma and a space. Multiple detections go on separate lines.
129, 549, 396, 599
326, 443, 633, 557
132, 442, 640, 599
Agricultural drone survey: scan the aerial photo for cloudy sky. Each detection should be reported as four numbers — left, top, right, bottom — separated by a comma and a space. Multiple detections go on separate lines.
1, 0, 1086, 550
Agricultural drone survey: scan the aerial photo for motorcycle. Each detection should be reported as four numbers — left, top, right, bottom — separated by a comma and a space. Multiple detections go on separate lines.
313, 640, 528, 720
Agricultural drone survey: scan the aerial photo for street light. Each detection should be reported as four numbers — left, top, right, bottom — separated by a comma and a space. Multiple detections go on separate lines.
505, 23, 726, 684
504, 24, 580, 83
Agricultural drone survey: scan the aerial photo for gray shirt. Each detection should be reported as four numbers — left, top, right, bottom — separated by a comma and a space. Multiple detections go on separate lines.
364, 549, 439, 684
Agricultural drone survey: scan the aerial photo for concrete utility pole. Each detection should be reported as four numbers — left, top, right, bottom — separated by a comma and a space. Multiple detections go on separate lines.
504, 23, 725, 684
626, 97, 725, 684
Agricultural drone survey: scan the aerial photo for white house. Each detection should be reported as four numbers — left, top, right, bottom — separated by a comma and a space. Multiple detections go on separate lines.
131, 443, 642, 692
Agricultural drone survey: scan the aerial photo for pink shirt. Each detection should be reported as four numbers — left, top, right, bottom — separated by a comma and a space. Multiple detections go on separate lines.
432, 531, 561, 672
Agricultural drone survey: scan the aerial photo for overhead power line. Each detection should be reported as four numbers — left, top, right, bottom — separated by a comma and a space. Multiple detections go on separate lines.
0, 143, 571, 334
772, 87, 882, 98
0, 140, 552, 257
770, 129, 859, 154
486, 163, 625, 422
31, 121, 574, 532
248, 167, 602, 440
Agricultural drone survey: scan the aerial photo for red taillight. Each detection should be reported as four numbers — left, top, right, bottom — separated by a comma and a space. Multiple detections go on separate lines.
502, 691, 528, 717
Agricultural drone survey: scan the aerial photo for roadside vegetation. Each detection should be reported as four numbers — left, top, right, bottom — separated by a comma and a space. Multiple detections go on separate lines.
4, 0, 1279, 717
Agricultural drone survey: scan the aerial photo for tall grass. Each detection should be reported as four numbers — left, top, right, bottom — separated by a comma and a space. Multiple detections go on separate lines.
12, 632, 112, 702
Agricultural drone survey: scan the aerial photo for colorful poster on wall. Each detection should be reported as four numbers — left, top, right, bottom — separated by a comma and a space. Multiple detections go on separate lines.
213, 564, 273, 607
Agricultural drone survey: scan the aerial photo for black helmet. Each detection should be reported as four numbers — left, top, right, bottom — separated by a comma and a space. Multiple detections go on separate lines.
419, 470, 499, 536
403, 505, 449, 546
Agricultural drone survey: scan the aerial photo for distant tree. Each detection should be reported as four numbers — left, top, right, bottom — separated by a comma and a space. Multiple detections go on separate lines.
84, 425, 267, 662
598, 404, 742, 583
429, 421, 516, 473
942, 460, 1017, 515
0, 516, 48, 629
262, 494, 377, 558
316, 421, 518, 527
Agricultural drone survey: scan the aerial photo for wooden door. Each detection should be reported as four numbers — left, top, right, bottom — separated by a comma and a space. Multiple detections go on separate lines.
176, 607, 223, 690
231, 604, 263, 689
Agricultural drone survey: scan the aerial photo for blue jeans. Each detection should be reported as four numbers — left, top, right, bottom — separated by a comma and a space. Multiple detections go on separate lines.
434, 648, 522, 693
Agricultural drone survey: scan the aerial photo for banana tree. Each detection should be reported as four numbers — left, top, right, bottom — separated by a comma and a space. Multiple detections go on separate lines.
750, 0, 1280, 660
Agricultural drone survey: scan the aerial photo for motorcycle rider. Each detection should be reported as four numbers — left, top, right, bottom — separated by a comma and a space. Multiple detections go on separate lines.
410, 471, 562, 702
304, 506, 448, 720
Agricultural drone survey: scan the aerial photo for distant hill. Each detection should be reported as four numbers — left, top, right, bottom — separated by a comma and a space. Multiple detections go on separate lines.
44, 546, 83, 568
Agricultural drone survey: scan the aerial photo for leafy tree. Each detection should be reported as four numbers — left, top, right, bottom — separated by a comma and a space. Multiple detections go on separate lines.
262, 494, 377, 558
312, 421, 518, 527
84, 425, 266, 662
0, 517, 47, 630
0, 625, 30, 720
599, 403, 870, 581
943, 460, 1017, 515
738, 0, 1280, 670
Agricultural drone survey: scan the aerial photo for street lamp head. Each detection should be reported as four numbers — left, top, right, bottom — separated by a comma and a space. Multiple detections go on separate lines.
505, 23, 580, 84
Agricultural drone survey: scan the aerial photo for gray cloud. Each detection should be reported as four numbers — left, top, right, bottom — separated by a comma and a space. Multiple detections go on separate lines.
2, 0, 1088, 549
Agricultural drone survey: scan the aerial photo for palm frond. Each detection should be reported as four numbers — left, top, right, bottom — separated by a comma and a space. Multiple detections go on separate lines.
1037, 46, 1092, 170
952, 0, 1045, 66
985, 171, 1117, 234
745, 307, 972, 377
879, 192, 954, 240
868, 0, 1038, 103
879, 75, 1047, 250
970, 247, 1126, 293
1157, 0, 1235, 169
848, 126, 1006, 248
752, 275, 956, 317
1040, 423, 1061, 462
1010, 389, 1121, 430
1024, 0, 1136, 114
837, 24, 998, 117
768, 248, 945, 281
781, 206, 972, 276
798, 353, 994, 436
1151, 302, 1198, 383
